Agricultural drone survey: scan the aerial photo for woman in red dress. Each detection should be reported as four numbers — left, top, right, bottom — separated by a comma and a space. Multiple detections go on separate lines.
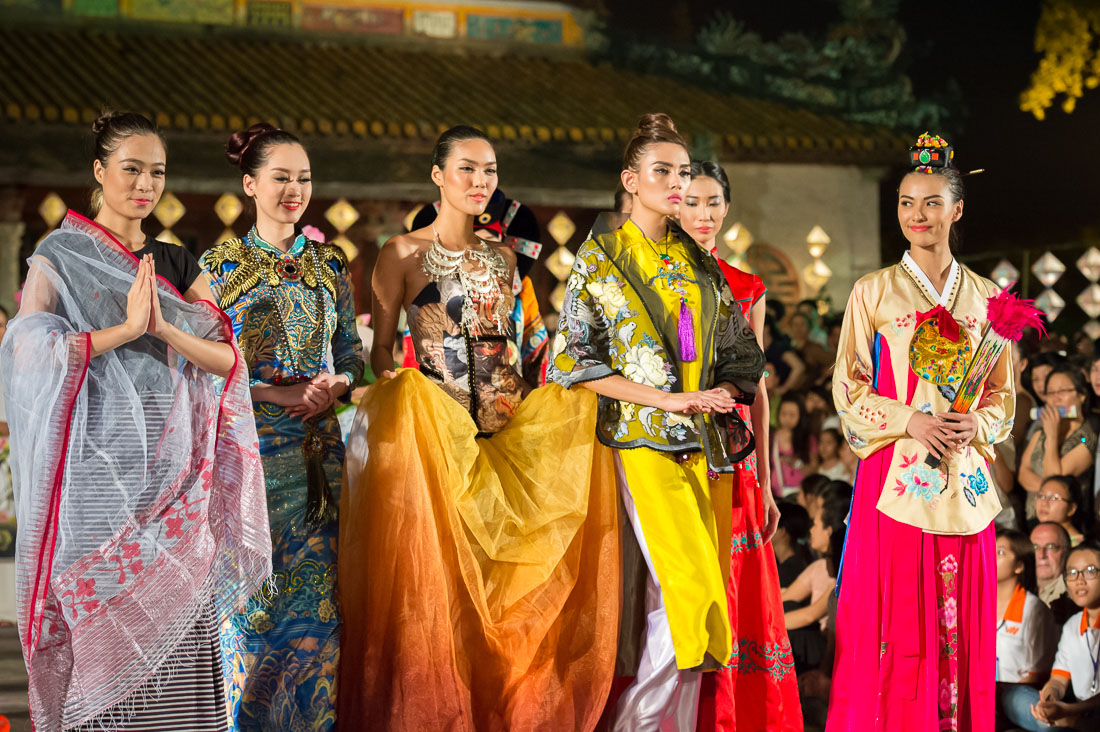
679, 161, 803, 731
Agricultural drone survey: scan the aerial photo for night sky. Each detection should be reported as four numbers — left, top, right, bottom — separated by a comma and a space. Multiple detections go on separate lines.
605, 0, 1100, 273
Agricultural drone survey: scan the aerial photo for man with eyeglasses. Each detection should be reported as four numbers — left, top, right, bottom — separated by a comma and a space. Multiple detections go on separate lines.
1032, 522, 1078, 626
1031, 541, 1100, 731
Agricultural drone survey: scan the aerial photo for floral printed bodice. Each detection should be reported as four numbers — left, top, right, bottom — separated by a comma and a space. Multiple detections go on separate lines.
407, 263, 529, 435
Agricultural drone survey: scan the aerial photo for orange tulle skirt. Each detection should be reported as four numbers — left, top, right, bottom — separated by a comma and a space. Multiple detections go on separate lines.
338, 370, 620, 731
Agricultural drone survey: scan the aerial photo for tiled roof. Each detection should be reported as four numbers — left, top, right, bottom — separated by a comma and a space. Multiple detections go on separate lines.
0, 23, 907, 164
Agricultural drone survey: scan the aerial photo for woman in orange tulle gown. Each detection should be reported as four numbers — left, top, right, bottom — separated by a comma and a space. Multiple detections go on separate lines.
337, 125, 619, 732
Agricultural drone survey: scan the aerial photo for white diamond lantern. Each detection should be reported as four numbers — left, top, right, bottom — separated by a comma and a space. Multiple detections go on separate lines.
1084, 320, 1100, 340
1032, 252, 1066, 288
990, 259, 1020, 289
1035, 289, 1065, 321
1079, 247, 1100, 282
1078, 284, 1100, 318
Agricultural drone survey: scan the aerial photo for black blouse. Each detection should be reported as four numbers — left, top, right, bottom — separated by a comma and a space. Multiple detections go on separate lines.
132, 238, 203, 295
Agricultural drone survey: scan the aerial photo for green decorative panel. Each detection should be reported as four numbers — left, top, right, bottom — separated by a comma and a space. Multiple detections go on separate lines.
247, 0, 291, 28
70, 0, 118, 16
465, 15, 563, 45
129, 0, 234, 25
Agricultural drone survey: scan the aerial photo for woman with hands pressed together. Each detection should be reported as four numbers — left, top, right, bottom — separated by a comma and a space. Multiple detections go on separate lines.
828, 134, 1014, 732
3, 112, 270, 731
201, 123, 363, 731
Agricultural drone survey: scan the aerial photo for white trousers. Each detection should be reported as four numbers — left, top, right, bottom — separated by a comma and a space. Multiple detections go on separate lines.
613, 455, 700, 732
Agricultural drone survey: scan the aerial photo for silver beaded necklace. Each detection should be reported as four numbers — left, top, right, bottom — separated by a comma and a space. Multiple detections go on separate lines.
420, 224, 509, 335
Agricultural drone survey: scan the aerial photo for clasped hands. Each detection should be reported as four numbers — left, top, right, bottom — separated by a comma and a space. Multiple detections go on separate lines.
905, 410, 978, 459
273, 374, 349, 419
662, 383, 742, 415
123, 254, 172, 341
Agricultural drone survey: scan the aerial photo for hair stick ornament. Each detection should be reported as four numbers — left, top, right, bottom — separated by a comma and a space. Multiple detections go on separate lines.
924, 284, 1046, 468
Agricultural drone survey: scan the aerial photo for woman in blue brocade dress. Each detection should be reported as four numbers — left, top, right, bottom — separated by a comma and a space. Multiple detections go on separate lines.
201, 123, 363, 731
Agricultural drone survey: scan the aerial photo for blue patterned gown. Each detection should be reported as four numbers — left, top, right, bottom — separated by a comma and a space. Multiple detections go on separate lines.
200, 229, 364, 731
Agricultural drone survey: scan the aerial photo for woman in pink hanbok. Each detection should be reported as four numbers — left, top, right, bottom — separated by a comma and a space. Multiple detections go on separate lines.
827, 134, 1014, 732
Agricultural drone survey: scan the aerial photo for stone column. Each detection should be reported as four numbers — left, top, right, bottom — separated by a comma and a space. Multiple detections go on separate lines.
0, 187, 25, 316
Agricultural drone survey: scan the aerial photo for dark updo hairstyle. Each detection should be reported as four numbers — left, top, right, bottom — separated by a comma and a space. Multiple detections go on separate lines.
688, 160, 731, 204
226, 122, 302, 177
900, 133, 966, 251
996, 527, 1038, 595
622, 113, 688, 171
431, 125, 491, 170
90, 110, 165, 216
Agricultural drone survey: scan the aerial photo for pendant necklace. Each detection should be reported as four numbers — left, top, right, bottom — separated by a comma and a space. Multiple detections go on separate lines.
421, 224, 509, 336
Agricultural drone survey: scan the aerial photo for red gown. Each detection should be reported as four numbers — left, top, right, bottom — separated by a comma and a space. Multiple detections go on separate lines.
697, 260, 804, 731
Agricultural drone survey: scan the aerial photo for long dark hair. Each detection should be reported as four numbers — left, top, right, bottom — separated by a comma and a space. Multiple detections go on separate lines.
778, 393, 812, 464
820, 480, 852, 578
997, 527, 1038, 595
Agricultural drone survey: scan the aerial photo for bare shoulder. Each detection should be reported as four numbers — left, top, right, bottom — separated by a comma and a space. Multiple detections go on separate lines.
379, 229, 432, 265
489, 241, 518, 267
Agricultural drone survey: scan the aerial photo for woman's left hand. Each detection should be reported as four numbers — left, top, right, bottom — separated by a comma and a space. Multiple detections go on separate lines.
760, 483, 781, 544
937, 411, 978, 452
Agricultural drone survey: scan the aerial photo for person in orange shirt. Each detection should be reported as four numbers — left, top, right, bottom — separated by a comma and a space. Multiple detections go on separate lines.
1032, 542, 1100, 730
994, 528, 1057, 731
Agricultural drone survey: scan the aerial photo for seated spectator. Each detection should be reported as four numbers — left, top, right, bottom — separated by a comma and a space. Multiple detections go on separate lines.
795, 473, 830, 518
789, 311, 832, 390
782, 482, 851, 672
1019, 364, 1095, 521
1031, 542, 1100, 731
817, 428, 853, 483
762, 320, 805, 401
1033, 522, 1081, 626
773, 501, 812, 591
1037, 476, 1088, 547
771, 394, 818, 499
995, 528, 1058, 732
804, 386, 840, 434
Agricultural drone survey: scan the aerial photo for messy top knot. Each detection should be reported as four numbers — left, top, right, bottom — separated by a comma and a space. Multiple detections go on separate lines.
92, 110, 164, 165
622, 113, 688, 171
226, 122, 302, 176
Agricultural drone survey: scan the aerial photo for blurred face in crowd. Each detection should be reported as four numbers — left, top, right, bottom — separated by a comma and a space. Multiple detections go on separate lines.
778, 401, 800, 430
897, 173, 963, 251
804, 390, 826, 415
995, 537, 1024, 584
789, 313, 810, 342
1044, 372, 1085, 415
1031, 364, 1052, 403
1089, 359, 1100, 398
1031, 523, 1069, 584
827, 322, 841, 353
1036, 478, 1078, 526
1065, 548, 1100, 609
819, 430, 840, 461
679, 175, 728, 248
0, 308, 7, 343
809, 512, 832, 554
763, 362, 779, 392
243, 142, 312, 228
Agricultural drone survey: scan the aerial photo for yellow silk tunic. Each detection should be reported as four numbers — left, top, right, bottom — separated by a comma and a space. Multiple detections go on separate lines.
833, 254, 1015, 535
616, 238, 734, 671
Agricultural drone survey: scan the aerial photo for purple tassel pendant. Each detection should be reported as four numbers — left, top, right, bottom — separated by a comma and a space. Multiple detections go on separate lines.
678, 297, 697, 361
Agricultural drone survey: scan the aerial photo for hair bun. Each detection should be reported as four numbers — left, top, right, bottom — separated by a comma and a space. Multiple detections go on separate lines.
636, 112, 678, 137
91, 109, 123, 137
226, 122, 279, 168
